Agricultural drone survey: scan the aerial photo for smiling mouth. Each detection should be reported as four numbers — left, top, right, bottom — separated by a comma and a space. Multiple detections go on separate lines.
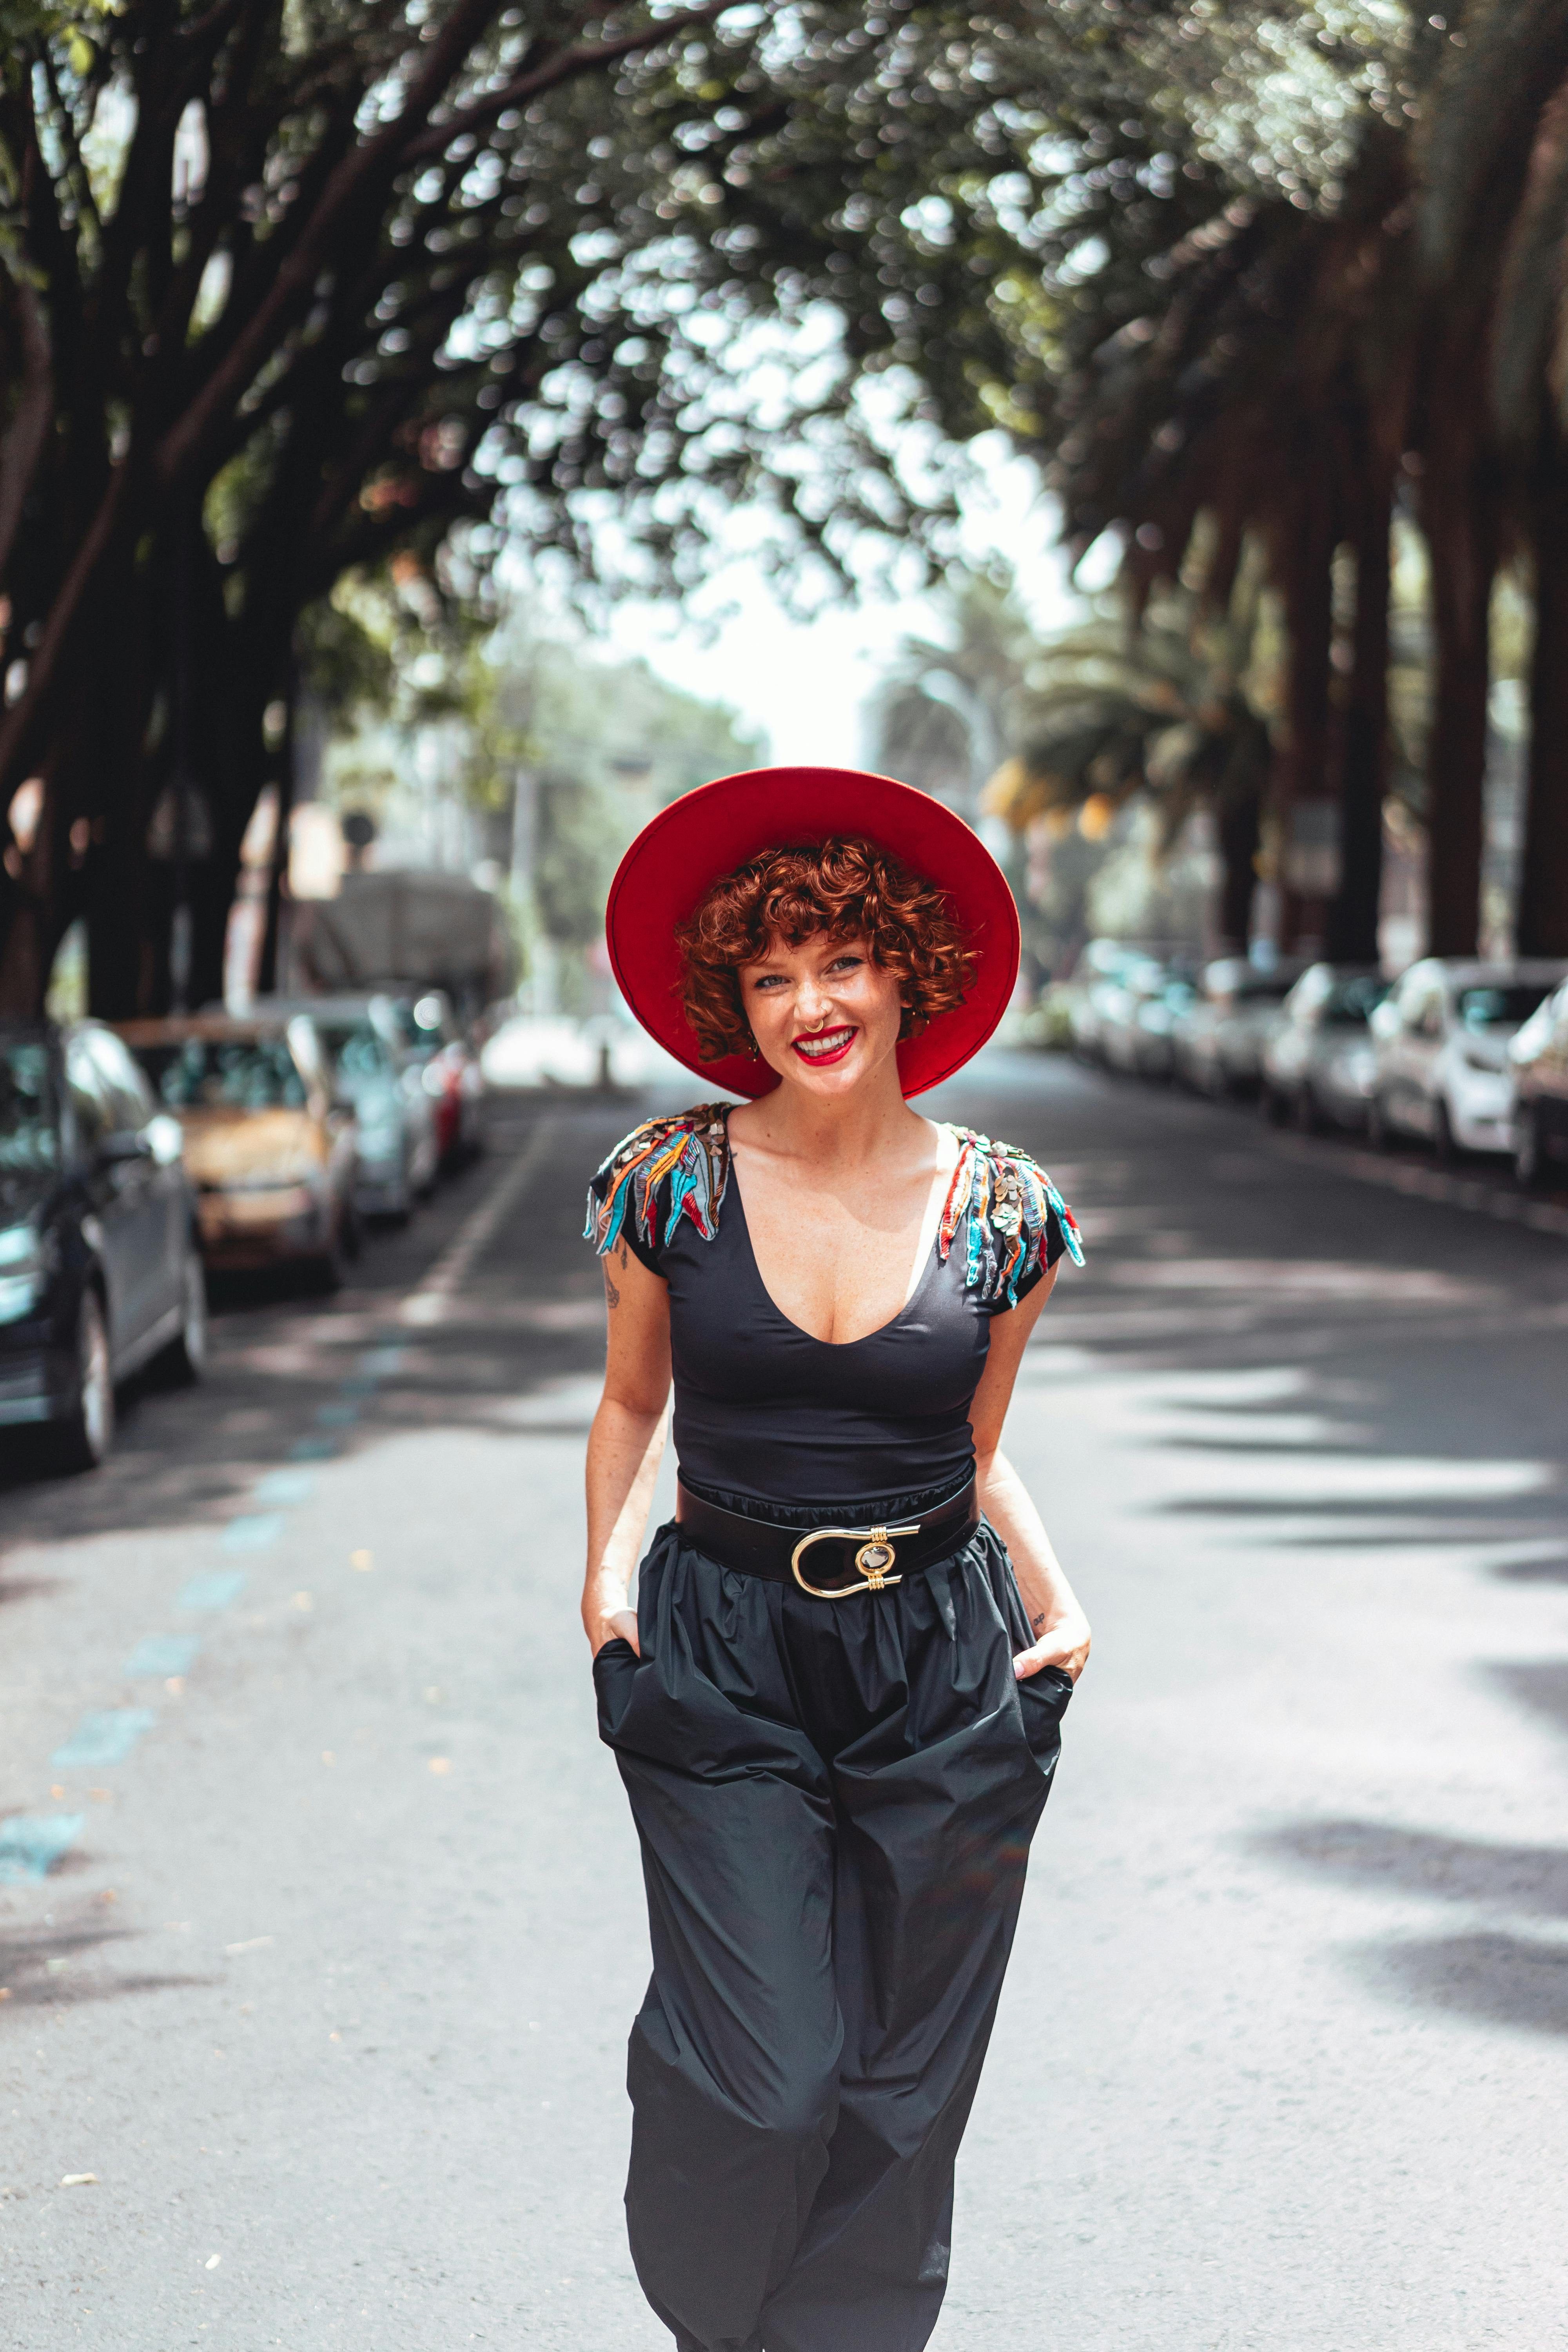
791, 1025, 857, 1067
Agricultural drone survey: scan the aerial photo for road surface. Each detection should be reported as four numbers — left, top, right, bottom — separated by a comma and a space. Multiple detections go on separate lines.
2, 1053, 1566, 2349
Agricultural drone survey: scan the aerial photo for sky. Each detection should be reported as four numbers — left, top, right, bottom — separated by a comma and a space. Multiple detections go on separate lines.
589, 436, 1092, 767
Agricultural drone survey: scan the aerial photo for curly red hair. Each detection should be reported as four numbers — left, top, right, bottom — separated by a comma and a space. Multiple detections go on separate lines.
675, 835, 977, 1063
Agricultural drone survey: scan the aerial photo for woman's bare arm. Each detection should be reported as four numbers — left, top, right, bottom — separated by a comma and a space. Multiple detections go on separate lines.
583, 1237, 671, 1657
968, 1264, 1092, 1684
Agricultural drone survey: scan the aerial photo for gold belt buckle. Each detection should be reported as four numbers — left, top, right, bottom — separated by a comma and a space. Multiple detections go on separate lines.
790, 1518, 921, 1600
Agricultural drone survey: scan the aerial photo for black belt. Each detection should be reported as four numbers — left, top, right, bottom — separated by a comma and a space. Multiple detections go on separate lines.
675, 1477, 980, 1601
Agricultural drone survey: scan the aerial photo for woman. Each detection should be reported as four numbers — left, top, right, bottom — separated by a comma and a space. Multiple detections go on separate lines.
583, 766, 1089, 2352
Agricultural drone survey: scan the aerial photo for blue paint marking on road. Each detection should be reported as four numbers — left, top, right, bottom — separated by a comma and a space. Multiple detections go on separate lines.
125, 1634, 199, 1679
315, 1403, 359, 1427
178, 1568, 248, 1612
51, 1710, 156, 1769
0, 1814, 87, 1885
221, 1514, 284, 1552
254, 1469, 316, 1506
359, 1345, 407, 1377
289, 1436, 338, 1461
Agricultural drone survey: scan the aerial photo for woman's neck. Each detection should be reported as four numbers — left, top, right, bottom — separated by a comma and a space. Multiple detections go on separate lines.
733, 1065, 933, 1174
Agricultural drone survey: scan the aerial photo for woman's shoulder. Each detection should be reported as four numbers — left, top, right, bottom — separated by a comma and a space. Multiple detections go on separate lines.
937, 1124, 1085, 1305
584, 1103, 733, 1259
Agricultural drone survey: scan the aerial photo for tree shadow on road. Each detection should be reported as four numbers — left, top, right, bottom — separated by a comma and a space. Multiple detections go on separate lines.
948, 1060, 1568, 2045
0, 1908, 212, 2012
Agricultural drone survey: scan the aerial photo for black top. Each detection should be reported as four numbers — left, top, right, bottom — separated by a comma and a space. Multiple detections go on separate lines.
593, 1111, 1078, 1514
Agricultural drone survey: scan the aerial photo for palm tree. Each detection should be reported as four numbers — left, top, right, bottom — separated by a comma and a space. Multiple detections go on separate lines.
982, 573, 1274, 952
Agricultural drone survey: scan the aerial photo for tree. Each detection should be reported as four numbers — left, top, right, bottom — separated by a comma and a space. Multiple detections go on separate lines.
867, 570, 1042, 818
0, 0, 1076, 1016
1434, 0, 1568, 955
982, 567, 1275, 952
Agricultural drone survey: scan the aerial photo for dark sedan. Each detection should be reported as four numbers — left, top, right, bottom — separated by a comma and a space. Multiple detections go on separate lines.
0, 1020, 207, 1473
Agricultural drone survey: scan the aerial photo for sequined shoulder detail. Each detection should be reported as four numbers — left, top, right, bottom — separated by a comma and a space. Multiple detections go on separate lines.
584, 1105, 732, 1260
937, 1127, 1084, 1307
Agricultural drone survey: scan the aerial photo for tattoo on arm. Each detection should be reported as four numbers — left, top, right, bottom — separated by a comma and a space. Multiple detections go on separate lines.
1030, 1610, 1048, 1633
604, 1265, 620, 1308
617, 1237, 628, 1269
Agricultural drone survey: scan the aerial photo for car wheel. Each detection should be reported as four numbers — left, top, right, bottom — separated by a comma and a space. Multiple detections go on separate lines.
1367, 1093, 1392, 1151
162, 1246, 209, 1385
1432, 1098, 1458, 1164
56, 1288, 114, 1474
1293, 1085, 1324, 1136
1515, 1105, 1547, 1190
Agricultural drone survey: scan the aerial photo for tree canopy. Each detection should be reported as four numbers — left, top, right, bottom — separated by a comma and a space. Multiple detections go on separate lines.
4, 1, 1568, 1011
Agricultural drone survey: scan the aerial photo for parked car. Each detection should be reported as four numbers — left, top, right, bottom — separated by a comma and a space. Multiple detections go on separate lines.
1367, 959, 1568, 1158
390, 990, 485, 1166
1128, 971, 1198, 1080
118, 1014, 358, 1287
1093, 957, 1171, 1075
1259, 965, 1389, 1132
1062, 940, 1153, 1063
0, 1019, 206, 1473
263, 995, 439, 1218
1508, 975, 1568, 1187
1172, 958, 1305, 1097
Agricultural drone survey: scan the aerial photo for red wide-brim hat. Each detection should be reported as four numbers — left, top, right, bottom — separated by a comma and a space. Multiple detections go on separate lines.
604, 765, 1020, 1100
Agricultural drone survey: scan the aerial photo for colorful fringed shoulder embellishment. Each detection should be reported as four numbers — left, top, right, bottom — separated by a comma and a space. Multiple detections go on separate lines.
585, 1105, 732, 1261
937, 1127, 1084, 1307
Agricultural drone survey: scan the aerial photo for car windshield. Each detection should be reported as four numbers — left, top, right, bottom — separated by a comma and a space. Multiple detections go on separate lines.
1456, 984, 1552, 1031
1323, 976, 1388, 1027
1235, 977, 1293, 1004
137, 1038, 307, 1111
317, 1021, 388, 1081
0, 1040, 57, 1172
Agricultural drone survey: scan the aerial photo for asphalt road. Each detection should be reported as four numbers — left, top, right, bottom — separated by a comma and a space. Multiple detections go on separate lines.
2, 1054, 1566, 2351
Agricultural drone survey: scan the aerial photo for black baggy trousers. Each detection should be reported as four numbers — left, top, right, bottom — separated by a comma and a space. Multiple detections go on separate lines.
593, 1515, 1071, 2352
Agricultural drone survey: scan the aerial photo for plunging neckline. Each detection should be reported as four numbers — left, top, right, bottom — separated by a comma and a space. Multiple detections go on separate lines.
724, 1114, 953, 1351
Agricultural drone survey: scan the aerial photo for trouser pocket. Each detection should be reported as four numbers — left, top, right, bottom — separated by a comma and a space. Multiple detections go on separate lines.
592, 1635, 640, 1743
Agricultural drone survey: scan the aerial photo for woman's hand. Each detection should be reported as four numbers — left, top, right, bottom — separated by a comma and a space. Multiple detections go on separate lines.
583, 1562, 641, 1658
1012, 1608, 1091, 1684
587, 1602, 641, 1658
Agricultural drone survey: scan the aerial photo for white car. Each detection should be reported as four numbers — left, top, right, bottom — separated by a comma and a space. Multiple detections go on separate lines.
1367, 958, 1568, 1159
263, 994, 439, 1218
1061, 940, 1151, 1063
1259, 964, 1388, 1132
1172, 957, 1303, 1097
1093, 957, 1169, 1075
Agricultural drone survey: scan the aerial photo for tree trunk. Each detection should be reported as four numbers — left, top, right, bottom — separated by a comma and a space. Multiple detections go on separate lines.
1216, 790, 1261, 952
1274, 482, 1337, 955
1421, 372, 1497, 958
1519, 432, 1568, 956
1326, 468, 1392, 964
258, 671, 297, 997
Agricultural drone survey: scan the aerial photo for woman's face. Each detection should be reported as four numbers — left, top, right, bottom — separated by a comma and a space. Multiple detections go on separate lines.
737, 931, 904, 1098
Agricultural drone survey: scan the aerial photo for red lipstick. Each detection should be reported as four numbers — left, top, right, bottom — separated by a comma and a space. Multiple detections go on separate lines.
791, 1025, 857, 1068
